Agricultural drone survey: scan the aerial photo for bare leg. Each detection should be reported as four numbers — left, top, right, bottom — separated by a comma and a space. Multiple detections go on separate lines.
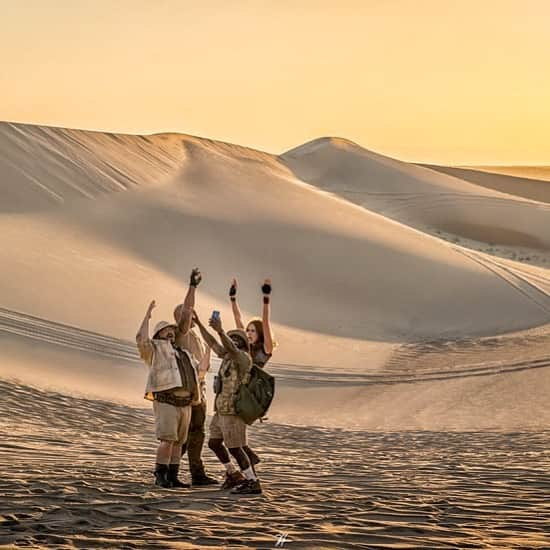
156, 440, 174, 464
169, 443, 183, 464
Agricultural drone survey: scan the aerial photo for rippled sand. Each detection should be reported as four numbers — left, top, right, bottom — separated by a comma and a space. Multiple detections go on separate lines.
1, 379, 549, 549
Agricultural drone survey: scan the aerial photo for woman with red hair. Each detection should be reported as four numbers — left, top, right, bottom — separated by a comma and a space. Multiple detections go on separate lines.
229, 277, 275, 471
229, 278, 275, 368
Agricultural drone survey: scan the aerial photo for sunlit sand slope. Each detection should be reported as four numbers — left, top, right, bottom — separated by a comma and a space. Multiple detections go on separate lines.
281, 138, 550, 250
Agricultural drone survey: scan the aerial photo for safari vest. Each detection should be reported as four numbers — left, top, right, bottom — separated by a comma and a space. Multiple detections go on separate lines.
143, 339, 200, 405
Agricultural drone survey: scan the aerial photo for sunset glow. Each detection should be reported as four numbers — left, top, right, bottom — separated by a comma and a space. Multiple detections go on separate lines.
1, 0, 549, 164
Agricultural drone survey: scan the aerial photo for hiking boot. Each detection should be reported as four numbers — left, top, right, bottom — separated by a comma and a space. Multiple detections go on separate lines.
191, 474, 219, 487
154, 464, 172, 488
231, 479, 262, 495
221, 471, 245, 490
167, 464, 190, 488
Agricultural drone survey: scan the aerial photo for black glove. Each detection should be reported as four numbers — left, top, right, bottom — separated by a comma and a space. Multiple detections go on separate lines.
261, 282, 272, 295
190, 268, 202, 287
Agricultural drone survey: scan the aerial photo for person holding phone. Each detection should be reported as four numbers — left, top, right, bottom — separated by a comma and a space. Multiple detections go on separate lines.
193, 311, 262, 495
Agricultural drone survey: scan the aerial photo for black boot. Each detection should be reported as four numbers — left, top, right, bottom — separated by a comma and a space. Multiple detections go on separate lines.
154, 463, 171, 488
167, 464, 190, 488
191, 474, 219, 487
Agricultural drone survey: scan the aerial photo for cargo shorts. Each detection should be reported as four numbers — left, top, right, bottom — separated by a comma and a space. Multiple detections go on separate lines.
153, 401, 192, 444
209, 412, 247, 448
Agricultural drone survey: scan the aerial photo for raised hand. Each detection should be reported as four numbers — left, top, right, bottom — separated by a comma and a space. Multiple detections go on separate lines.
146, 300, 156, 318
261, 278, 272, 295
209, 314, 223, 334
229, 278, 238, 298
190, 268, 202, 288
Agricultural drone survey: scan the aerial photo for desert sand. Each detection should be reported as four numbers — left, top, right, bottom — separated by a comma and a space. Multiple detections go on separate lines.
1, 122, 550, 548
1, 378, 550, 549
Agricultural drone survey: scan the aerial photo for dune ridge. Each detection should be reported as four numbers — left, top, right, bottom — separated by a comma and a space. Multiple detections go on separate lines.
0, 122, 186, 211
423, 164, 550, 204
281, 138, 550, 252
469, 165, 550, 181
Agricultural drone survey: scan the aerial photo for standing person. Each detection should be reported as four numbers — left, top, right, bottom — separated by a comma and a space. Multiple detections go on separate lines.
136, 300, 200, 489
230, 278, 276, 467
194, 311, 262, 495
173, 305, 218, 486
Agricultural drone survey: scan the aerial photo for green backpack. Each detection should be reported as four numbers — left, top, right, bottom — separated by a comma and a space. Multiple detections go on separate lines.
234, 365, 275, 425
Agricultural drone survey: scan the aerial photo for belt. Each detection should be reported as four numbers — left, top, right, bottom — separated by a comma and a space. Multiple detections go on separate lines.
153, 392, 193, 407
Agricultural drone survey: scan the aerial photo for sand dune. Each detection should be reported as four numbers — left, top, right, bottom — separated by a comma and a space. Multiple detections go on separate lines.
0, 122, 185, 211
2, 122, 550, 548
1, 123, 549, 365
281, 138, 550, 251
423, 164, 550, 204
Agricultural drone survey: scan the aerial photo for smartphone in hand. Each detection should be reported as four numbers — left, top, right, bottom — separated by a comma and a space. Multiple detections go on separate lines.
212, 310, 220, 321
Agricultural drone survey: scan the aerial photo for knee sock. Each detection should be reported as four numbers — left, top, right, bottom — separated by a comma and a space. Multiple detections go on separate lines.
241, 466, 257, 481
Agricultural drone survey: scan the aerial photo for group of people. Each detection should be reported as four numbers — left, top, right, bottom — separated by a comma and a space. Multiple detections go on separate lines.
136, 268, 275, 496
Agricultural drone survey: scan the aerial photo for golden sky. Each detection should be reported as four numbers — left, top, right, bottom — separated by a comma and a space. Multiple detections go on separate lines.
1, 0, 549, 164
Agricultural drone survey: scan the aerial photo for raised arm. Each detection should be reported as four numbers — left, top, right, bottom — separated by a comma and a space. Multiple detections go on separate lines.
136, 300, 156, 364
261, 278, 274, 354
177, 268, 202, 335
209, 314, 241, 360
197, 346, 211, 380
230, 278, 245, 329
193, 311, 225, 358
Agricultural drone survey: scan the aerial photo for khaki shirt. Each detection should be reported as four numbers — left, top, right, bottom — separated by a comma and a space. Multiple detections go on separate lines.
214, 350, 252, 415
176, 327, 209, 401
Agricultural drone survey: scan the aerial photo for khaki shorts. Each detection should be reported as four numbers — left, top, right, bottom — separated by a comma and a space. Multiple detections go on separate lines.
209, 413, 247, 448
153, 401, 192, 444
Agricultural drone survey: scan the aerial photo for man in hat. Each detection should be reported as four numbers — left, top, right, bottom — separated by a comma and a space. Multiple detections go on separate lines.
136, 298, 201, 489
193, 311, 262, 495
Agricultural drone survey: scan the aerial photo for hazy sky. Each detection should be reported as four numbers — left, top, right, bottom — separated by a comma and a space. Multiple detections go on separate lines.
1, 1, 549, 164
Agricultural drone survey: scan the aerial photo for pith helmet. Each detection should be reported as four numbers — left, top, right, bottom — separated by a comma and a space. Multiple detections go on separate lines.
227, 328, 249, 351
153, 320, 177, 339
